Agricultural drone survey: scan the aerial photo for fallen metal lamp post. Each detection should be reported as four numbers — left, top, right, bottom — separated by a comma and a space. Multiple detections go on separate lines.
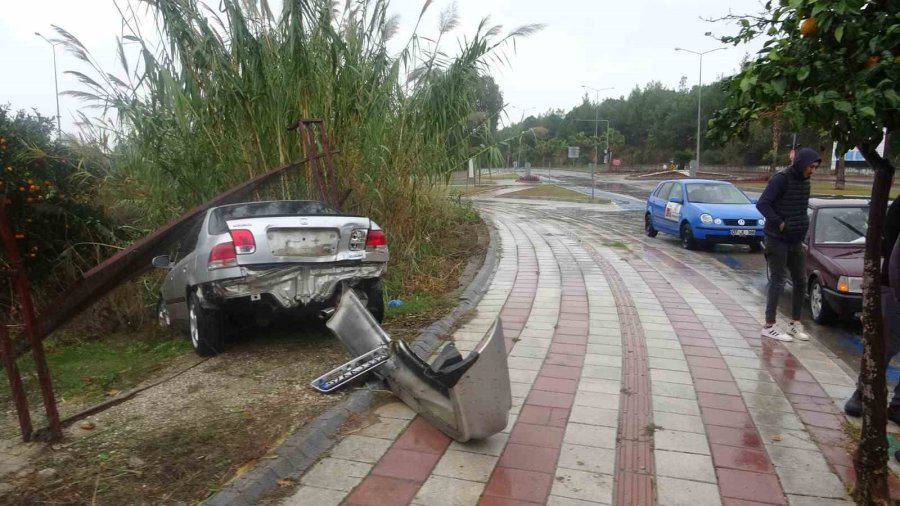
313, 291, 511, 442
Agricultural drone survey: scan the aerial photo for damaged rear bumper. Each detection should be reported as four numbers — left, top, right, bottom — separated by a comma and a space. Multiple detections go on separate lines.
207, 263, 386, 307
323, 291, 511, 442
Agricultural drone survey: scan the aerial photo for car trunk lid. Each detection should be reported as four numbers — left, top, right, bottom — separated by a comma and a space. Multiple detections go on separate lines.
225, 216, 371, 265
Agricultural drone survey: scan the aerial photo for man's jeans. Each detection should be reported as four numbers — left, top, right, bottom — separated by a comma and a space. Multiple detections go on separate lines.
765, 239, 805, 323
856, 286, 900, 407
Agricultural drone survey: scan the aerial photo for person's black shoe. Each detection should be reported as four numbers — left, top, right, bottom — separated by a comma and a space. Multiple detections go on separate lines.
844, 390, 863, 417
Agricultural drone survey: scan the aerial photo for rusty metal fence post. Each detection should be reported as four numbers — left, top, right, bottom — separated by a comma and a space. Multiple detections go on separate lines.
0, 196, 61, 441
0, 322, 32, 441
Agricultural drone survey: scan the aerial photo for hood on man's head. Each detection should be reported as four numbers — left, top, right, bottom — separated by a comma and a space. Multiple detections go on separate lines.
791, 147, 822, 171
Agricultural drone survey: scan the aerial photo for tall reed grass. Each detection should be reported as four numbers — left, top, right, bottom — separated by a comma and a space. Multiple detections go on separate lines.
58, 0, 540, 293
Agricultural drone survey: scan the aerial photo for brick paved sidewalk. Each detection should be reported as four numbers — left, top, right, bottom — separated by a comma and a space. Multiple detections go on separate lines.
279, 203, 900, 506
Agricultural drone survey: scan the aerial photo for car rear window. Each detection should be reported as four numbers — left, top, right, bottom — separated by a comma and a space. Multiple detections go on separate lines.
208, 201, 343, 234
686, 183, 751, 204
815, 206, 868, 244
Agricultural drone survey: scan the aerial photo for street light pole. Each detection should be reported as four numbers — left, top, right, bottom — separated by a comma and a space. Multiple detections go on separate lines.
510, 106, 534, 175
35, 32, 62, 138
580, 85, 613, 201
674, 47, 725, 177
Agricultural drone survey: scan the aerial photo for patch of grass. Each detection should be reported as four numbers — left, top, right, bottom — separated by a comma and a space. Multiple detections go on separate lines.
0, 329, 191, 406
604, 240, 630, 250
740, 181, 900, 198
382, 293, 456, 342
500, 185, 610, 203
448, 185, 495, 197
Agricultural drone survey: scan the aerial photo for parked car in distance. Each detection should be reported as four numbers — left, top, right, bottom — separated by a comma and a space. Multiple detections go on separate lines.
153, 200, 389, 356
803, 198, 867, 324
645, 179, 765, 251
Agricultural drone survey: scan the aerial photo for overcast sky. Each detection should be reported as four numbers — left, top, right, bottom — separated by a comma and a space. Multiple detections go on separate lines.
1, 0, 767, 132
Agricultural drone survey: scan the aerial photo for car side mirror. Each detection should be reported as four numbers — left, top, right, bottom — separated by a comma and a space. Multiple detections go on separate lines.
669, 197, 683, 204
152, 255, 172, 269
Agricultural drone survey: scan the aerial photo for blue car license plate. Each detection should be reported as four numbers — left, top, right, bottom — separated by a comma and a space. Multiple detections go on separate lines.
730, 229, 755, 236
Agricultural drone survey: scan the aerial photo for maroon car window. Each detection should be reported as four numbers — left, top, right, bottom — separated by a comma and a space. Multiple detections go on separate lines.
813, 207, 868, 244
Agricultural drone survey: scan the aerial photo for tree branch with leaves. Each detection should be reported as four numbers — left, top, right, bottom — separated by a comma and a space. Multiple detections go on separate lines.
710, 0, 899, 502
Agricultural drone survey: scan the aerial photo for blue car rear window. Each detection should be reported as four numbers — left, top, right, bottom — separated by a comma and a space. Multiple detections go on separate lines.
686, 184, 751, 204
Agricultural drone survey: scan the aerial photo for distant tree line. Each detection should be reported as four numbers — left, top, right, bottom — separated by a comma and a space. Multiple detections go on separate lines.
498, 77, 900, 170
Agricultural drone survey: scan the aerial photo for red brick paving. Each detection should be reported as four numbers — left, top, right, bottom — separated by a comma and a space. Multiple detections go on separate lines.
479, 237, 592, 505
343, 223, 541, 506
591, 245, 656, 505
632, 259, 788, 505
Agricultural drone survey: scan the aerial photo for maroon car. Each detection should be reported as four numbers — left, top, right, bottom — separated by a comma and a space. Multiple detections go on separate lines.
804, 198, 867, 323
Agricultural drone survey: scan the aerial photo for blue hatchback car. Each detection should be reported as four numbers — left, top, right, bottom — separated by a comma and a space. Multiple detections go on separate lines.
645, 179, 765, 251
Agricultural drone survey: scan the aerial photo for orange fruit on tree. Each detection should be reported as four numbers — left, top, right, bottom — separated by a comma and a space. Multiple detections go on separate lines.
864, 55, 880, 68
800, 18, 817, 37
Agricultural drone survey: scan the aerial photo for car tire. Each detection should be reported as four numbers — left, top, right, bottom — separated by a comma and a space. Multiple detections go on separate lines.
363, 280, 385, 324
809, 278, 836, 324
157, 294, 171, 329
680, 223, 697, 250
645, 214, 658, 238
749, 240, 763, 253
188, 292, 225, 356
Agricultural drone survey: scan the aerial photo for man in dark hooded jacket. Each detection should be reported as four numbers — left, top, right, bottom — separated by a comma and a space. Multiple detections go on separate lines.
756, 148, 821, 342
844, 196, 900, 424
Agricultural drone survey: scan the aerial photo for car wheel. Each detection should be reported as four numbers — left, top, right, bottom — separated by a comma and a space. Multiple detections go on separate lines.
157, 294, 171, 329
360, 280, 385, 324
680, 223, 697, 250
809, 278, 836, 324
749, 240, 763, 253
188, 292, 225, 356
645, 214, 658, 238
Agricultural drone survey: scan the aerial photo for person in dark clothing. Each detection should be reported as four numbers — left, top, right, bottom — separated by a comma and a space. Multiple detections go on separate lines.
844, 196, 900, 424
756, 148, 821, 341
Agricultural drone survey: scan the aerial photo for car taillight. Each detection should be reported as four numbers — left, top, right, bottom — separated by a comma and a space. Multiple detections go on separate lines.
366, 229, 387, 249
209, 242, 237, 270
230, 229, 256, 254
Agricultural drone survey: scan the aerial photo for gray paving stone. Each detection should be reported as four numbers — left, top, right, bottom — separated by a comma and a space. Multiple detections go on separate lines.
449, 432, 509, 456
574, 391, 619, 409
358, 418, 410, 439
582, 365, 623, 381
654, 430, 710, 455
647, 348, 687, 360
749, 409, 805, 431
374, 402, 416, 420
652, 396, 701, 416
776, 468, 848, 498
654, 450, 716, 483
584, 354, 622, 367
649, 357, 690, 372
551, 468, 614, 504
569, 405, 619, 427
767, 446, 834, 473
729, 367, 775, 382
300, 458, 371, 491
413, 475, 485, 506
328, 435, 392, 463
558, 443, 616, 475
282, 486, 347, 506
564, 423, 617, 449
652, 412, 705, 434
547, 496, 607, 506
651, 369, 694, 385
741, 392, 794, 413
432, 450, 498, 483
646, 339, 683, 350
786, 495, 853, 506
652, 381, 698, 400
577, 378, 622, 394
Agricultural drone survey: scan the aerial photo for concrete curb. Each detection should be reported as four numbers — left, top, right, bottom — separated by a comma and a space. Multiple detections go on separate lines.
203, 215, 501, 506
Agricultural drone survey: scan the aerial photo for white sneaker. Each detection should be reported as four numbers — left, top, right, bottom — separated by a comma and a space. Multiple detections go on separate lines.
761, 324, 792, 342
786, 321, 810, 341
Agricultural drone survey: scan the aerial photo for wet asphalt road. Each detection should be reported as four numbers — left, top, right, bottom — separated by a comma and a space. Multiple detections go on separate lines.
529, 168, 899, 383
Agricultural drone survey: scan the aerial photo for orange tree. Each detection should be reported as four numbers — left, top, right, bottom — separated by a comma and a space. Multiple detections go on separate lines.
709, 0, 898, 502
0, 106, 118, 296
